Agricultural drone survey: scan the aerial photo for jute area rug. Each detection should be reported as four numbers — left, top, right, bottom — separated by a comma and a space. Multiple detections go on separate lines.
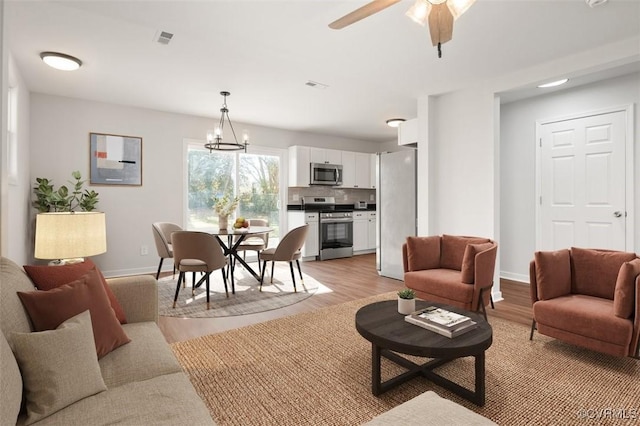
157, 263, 320, 318
172, 292, 639, 426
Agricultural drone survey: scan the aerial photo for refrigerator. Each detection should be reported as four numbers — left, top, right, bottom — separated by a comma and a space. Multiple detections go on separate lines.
376, 150, 417, 280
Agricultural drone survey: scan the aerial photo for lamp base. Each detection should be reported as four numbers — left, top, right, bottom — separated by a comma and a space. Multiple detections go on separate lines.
48, 258, 85, 266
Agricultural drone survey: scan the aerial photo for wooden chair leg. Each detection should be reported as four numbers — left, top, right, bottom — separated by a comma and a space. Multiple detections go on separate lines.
192, 272, 196, 296
205, 274, 210, 310
221, 268, 229, 298
156, 258, 164, 280
289, 262, 297, 293
270, 261, 275, 284
490, 294, 495, 309
260, 260, 267, 291
173, 272, 184, 308
296, 259, 303, 282
529, 320, 537, 340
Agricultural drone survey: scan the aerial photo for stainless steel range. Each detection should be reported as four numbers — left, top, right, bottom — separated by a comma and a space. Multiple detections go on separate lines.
301, 196, 353, 260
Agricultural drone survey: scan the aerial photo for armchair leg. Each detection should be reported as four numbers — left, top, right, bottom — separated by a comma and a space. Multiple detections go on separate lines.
156, 258, 164, 280
529, 320, 536, 340
490, 294, 495, 309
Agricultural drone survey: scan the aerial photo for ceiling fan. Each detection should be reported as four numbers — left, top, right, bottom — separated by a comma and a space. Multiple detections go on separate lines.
329, 0, 476, 58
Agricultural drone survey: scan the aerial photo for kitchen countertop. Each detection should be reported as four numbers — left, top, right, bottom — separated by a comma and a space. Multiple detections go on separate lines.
287, 204, 376, 212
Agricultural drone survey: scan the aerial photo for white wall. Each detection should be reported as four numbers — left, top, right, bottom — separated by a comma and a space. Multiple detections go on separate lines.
500, 72, 640, 282
6, 54, 30, 265
29, 93, 381, 276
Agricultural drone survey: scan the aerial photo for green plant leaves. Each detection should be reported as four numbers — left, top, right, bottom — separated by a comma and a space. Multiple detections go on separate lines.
32, 171, 99, 212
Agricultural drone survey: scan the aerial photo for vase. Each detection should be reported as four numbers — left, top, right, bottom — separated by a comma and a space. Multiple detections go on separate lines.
219, 215, 229, 230
397, 297, 415, 315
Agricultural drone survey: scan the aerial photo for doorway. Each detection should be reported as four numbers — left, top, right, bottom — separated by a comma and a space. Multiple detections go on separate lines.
536, 106, 634, 251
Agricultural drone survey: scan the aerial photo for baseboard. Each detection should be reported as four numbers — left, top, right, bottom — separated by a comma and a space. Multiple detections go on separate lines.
500, 271, 529, 284
491, 290, 503, 303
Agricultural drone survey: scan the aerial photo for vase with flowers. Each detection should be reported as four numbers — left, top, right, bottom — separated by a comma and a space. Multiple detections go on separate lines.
213, 195, 239, 230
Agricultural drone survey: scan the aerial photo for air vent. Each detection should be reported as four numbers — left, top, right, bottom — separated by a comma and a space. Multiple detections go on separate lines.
154, 31, 174, 45
305, 80, 329, 89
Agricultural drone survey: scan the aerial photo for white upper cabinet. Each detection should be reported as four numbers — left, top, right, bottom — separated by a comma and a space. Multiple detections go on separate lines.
342, 151, 372, 189
310, 147, 342, 165
288, 146, 310, 187
398, 118, 418, 146
370, 153, 377, 189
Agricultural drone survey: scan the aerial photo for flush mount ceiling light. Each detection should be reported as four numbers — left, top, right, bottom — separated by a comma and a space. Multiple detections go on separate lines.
585, 0, 608, 7
40, 52, 82, 71
537, 78, 569, 88
329, 0, 476, 58
205, 91, 249, 152
386, 118, 406, 128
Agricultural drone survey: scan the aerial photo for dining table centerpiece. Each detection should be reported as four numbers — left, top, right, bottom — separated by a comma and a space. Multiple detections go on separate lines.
213, 195, 239, 230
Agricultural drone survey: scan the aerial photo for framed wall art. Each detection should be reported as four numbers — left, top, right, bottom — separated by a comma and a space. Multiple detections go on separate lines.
89, 133, 142, 186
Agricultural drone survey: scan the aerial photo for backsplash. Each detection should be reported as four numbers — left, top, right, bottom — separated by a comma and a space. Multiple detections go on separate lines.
287, 187, 376, 205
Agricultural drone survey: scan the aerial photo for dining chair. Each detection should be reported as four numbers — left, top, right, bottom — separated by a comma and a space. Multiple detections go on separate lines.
171, 231, 228, 310
234, 219, 269, 274
151, 222, 182, 279
259, 224, 309, 292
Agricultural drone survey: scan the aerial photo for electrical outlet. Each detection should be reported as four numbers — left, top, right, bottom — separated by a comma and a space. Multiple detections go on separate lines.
369, 194, 375, 201
140, 245, 148, 256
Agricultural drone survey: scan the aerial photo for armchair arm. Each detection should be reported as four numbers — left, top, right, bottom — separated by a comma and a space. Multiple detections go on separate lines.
632, 277, 640, 357
402, 243, 409, 273
472, 243, 497, 309
107, 275, 158, 324
529, 260, 539, 304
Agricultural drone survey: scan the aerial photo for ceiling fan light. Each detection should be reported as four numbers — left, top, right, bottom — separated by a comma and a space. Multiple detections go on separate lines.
406, 0, 432, 26
446, 0, 476, 20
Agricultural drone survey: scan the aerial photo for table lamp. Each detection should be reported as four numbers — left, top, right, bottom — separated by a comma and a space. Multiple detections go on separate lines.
34, 212, 107, 265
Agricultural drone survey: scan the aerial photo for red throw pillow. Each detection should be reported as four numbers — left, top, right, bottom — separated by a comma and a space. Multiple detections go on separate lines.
613, 258, 640, 319
460, 242, 494, 284
406, 236, 441, 271
17, 268, 131, 359
23, 259, 127, 324
534, 249, 571, 300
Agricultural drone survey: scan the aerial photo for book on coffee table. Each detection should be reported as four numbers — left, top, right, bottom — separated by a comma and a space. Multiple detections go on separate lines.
413, 306, 472, 329
404, 315, 478, 338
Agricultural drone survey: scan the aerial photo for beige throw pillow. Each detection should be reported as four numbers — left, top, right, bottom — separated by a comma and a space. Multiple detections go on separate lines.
10, 310, 107, 425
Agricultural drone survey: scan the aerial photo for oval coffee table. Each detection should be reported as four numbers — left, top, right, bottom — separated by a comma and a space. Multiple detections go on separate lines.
355, 300, 492, 406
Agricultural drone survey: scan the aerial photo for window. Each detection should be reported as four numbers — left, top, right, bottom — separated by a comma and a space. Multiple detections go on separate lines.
185, 142, 285, 246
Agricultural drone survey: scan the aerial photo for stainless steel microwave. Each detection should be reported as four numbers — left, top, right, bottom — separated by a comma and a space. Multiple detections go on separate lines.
310, 163, 343, 186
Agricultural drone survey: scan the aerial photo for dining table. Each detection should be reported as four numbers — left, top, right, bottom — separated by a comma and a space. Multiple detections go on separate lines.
205, 226, 273, 294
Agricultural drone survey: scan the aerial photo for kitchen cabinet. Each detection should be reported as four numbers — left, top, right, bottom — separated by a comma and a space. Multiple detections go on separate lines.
310, 147, 342, 165
287, 211, 318, 258
370, 153, 377, 189
342, 151, 372, 189
288, 146, 310, 187
367, 211, 377, 250
398, 118, 417, 146
353, 210, 376, 253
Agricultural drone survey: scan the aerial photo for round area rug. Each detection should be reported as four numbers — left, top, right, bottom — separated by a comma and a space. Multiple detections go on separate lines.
157, 263, 320, 318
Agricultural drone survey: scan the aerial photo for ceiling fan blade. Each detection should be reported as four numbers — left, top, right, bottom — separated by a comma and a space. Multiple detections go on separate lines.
428, 3, 454, 46
329, 0, 403, 29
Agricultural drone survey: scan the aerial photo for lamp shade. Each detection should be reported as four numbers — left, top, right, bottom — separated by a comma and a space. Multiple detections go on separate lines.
34, 212, 107, 260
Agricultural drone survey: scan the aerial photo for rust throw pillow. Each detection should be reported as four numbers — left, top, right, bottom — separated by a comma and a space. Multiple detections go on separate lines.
17, 268, 131, 359
534, 249, 571, 300
440, 235, 490, 271
23, 259, 127, 324
460, 242, 494, 284
613, 258, 640, 319
406, 236, 441, 271
570, 247, 636, 299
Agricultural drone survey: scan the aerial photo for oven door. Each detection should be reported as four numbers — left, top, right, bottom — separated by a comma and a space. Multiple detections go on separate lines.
320, 219, 353, 250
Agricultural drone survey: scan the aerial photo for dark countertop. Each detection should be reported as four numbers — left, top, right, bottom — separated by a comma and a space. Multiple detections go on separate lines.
287, 204, 376, 212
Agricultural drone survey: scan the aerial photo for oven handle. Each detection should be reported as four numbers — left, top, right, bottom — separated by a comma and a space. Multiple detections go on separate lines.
321, 218, 354, 224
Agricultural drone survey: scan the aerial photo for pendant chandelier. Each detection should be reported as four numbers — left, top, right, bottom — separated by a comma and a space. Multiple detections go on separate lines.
205, 91, 249, 152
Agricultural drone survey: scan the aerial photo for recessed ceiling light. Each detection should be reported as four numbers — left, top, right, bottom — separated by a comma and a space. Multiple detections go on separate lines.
386, 118, 406, 128
537, 78, 569, 88
40, 52, 82, 71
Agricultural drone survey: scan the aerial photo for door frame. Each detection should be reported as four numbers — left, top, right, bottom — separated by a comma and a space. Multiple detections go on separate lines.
534, 104, 635, 252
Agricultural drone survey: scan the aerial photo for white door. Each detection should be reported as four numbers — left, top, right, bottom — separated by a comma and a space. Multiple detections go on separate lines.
538, 110, 627, 250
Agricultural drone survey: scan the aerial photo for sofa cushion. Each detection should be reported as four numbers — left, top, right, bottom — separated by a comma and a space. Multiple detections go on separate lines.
405, 236, 441, 271
24, 259, 127, 324
10, 311, 107, 425
100, 321, 183, 389
405, 269, 474, 304
570, 247, 636, 299
0, 258, 37, 336
0, 331, 22, 425
460, 242, 494, 284
22, 372, 215, 426
534, 249, 571, 300
613, 258, 640, 319
17, 268, 130, 359
441, 235, 490, 271
533, 294, 633, 347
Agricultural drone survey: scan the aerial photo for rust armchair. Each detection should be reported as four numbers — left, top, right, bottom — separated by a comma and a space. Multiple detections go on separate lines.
530, 247, 640, 357
402, 235, 498, 318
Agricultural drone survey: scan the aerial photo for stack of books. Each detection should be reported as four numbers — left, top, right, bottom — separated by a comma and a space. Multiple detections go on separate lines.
404, 306, 477, 338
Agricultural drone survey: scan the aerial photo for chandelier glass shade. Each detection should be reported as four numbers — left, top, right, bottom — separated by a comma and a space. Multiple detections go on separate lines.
204, 91, 249, 152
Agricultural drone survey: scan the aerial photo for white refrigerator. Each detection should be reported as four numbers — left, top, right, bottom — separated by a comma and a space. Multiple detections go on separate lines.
376, 150, 417, 280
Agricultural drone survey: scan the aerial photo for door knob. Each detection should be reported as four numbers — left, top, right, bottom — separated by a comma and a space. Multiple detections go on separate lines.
613, 211, 623, 218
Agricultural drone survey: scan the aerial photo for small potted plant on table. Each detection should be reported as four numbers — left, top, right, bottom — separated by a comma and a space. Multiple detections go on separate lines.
397, 288, 416, 315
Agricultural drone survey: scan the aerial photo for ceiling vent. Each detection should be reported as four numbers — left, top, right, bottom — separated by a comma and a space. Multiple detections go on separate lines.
305, 80, 329, 89
154, 31, 174, 45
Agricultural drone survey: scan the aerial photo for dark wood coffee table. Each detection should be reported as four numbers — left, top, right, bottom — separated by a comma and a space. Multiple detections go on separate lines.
355, 300, 492, 406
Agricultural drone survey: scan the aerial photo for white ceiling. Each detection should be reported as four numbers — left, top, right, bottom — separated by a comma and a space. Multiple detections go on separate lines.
5, 0, 640, 143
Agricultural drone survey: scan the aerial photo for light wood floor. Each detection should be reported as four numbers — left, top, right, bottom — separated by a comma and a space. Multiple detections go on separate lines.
158, 253, 533, 344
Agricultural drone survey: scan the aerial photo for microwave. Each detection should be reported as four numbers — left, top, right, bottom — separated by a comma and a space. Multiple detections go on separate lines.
310, 163, 343, 186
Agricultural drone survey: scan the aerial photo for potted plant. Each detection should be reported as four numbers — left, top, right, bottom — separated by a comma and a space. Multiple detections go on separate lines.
397, 288, 416, 315
213, 195, 239, 229
32, 171, 99, 212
